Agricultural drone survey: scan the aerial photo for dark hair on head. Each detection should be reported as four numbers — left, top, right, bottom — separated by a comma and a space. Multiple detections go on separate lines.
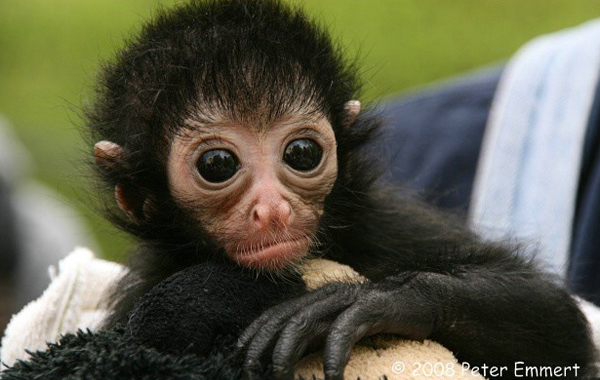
86, 0, 372, 241
88, 0, 361, 159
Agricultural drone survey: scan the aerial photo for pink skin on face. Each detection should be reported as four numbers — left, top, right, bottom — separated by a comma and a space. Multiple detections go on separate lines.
166, 113, 339, 271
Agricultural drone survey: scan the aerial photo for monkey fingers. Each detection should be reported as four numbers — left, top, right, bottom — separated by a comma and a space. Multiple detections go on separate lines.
271, 287, 362, 379
238, 283, 361, 378
323, 287, 436, 380
238, 285, 340, 373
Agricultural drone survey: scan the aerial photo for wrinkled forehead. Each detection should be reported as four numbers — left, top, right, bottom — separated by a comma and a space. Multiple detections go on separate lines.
176, 103, 330, 137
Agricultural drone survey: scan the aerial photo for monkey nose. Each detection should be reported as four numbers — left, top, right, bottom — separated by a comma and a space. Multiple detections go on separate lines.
252, 202, 292, 230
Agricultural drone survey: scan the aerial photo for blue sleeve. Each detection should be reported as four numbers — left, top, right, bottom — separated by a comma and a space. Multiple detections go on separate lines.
569, 78, 600, 304
377, 66, 502, 213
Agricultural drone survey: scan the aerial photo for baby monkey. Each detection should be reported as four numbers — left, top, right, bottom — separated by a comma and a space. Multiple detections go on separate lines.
91, 0, 596, 379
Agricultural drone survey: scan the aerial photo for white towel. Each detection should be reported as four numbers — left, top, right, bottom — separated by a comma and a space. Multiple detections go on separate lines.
0, 248, 123, 369
469, 19, 600, 276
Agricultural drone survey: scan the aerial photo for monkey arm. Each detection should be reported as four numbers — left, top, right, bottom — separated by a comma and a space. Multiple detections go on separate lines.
238, 268, 596, 380
377, 269, 596, 371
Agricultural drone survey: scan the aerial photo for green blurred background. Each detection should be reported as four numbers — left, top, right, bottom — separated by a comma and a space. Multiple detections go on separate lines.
1, 0, 600, 261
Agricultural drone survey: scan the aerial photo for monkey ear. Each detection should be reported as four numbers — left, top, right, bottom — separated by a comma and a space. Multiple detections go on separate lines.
343, 100, 361, 127
94, 140, 145, 221
115, 184, 138, 220
94, 140, 124, 168
115, 185, 152, 222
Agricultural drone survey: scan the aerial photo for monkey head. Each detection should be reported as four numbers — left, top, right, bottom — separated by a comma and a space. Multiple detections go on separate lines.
89, 0, 368, 272
95, 102, 360, 271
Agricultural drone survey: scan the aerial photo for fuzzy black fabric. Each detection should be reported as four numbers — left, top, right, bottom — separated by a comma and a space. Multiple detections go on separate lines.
1, 327, 245, 380
124, 262, 305, 356
1, 262, 304, 379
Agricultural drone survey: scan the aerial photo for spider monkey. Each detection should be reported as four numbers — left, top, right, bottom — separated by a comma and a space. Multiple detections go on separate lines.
90, 0, 596, 379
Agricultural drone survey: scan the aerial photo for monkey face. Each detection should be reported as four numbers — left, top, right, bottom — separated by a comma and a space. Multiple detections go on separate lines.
167, 113, 338, 272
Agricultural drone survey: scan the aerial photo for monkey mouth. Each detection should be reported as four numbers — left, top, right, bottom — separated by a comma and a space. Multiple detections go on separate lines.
229, 236, 310, 270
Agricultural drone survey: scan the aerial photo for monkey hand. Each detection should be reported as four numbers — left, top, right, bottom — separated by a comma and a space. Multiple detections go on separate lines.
237, 280, 435, 380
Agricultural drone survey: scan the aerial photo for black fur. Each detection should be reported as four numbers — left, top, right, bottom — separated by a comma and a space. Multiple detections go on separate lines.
86, 0, 597, 379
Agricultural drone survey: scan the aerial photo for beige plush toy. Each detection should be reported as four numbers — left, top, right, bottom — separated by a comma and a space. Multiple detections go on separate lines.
298, 259, 484, 380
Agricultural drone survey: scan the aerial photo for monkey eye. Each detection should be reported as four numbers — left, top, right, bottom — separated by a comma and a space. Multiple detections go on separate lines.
283, 139, 323, 172
196, 149, 240, 183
